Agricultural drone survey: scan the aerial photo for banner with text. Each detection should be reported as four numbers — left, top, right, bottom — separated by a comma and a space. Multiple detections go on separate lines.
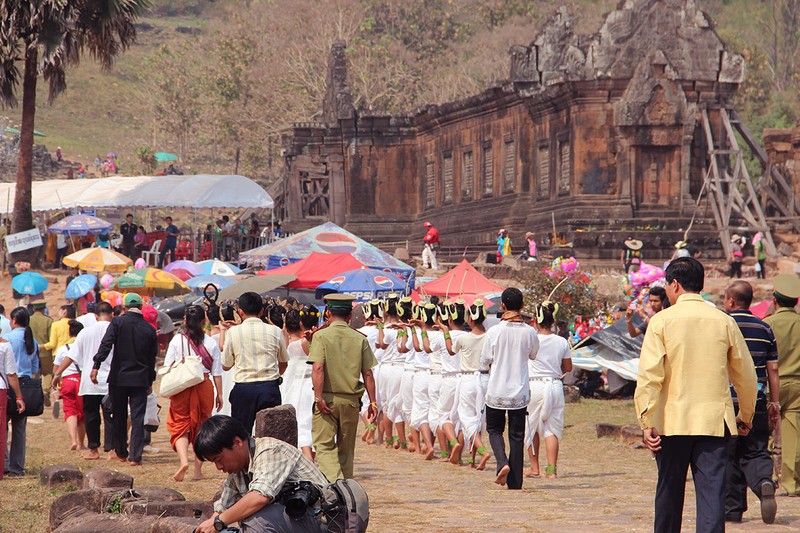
5, 228, 43, 254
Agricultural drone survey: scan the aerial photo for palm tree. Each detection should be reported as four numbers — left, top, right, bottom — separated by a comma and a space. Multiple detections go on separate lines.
0, 0, 150, 264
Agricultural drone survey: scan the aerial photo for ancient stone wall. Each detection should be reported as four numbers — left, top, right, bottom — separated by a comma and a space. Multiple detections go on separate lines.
281, 0, 745, 259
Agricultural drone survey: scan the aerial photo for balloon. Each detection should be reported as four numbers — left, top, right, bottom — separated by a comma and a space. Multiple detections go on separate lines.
100, 274, 114, 289
134, 258, 147, 269
100, 290, 123, 308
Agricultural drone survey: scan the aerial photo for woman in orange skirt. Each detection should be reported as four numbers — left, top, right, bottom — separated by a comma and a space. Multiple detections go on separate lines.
164, 305, 223, 481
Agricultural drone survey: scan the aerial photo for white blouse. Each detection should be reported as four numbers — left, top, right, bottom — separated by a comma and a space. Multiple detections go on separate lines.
481, 321, 539, 410
164, 334, 223, 376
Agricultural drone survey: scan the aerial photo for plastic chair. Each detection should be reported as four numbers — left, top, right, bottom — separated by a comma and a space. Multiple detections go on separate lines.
142, 239, 162, 266
199, 241, 213, 261
174, 240, 192, 261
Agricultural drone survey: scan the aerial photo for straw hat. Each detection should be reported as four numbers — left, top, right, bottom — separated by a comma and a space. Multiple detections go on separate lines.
525, 231, 535, 239
624, 238, 643, 250
674, 240, 687, 249
730, 234, 741, 243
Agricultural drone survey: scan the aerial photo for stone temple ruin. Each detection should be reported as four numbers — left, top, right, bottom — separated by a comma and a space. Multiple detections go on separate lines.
279, 0, 800, 260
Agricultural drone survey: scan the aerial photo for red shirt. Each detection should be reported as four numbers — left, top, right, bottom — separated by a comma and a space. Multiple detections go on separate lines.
424, 227, 439, 245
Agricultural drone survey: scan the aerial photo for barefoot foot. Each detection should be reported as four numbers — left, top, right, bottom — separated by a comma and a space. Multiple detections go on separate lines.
477, 453, 491, 471
424, 448, 435, 461
173, 464, 189, 482
495, 464, 510, 486
449, 443, 463, 465
82, 450, 100, 460
70, 444, 78, 451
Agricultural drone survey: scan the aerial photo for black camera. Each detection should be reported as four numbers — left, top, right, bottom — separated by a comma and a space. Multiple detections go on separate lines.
220, 301, 236, 322
279, 481, 321, 518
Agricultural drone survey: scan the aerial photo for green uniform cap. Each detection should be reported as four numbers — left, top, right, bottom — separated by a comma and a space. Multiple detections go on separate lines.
773, 274, 800, 299
324, 293, 356, 310
32, 299, 47, 309
123, 292, 143, 307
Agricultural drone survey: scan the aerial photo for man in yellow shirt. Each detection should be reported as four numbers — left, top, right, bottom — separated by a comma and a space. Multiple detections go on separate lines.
763, 274, 800, 496
634, 257, 757, 533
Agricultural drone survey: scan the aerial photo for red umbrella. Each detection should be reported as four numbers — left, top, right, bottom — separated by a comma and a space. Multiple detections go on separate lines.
168, 268, 195, 281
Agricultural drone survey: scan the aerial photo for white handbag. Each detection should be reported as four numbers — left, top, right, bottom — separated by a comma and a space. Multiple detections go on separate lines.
158, 337, 205, 398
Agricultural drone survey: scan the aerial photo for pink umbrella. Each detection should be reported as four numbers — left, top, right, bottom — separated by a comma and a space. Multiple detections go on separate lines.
168, 268, 195, 281
164, 260, 203, 276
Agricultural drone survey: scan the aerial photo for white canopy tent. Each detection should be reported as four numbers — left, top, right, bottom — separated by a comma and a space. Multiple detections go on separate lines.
0, 174, 274, 212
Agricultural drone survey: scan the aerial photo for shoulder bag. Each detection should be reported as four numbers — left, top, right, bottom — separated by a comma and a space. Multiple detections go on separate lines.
158, 335, 205, 398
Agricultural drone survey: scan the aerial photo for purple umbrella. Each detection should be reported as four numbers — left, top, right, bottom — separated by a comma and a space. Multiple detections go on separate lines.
164, 260, 203, 276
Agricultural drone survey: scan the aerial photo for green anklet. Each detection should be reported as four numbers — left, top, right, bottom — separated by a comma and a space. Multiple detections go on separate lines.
440, 450, 449, 459
449, 438, 459, 447
365, 423, 377, 430
393, 436, 400, 444
467, 457, 475, 465
476, 445, 487, 455
545, 464, 557, 475
400, 440, 408, 449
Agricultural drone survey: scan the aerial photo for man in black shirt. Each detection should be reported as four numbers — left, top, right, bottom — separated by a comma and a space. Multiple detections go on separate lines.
91, 293, 158, 466
119, 213, 138, 259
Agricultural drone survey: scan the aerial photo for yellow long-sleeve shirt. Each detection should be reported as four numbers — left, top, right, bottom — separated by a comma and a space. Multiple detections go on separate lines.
44, 317, 70, 353
634, 293, 758, 436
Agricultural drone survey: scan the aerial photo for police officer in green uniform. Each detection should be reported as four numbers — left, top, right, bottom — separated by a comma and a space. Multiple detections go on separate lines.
309, 294, 378, 481
764, 274, 800, 495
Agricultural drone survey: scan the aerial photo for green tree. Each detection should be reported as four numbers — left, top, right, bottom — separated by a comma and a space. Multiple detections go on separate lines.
134, 144, 157, 174
0, 0, 149, 263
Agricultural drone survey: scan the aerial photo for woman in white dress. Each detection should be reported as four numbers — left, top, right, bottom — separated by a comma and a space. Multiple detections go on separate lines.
394, 297, 421, 454
526, 301, 572, 479
357, 300, 384, 445
436, 300, 467, 465
413, 303, 448, 460
279, 306, 319, 461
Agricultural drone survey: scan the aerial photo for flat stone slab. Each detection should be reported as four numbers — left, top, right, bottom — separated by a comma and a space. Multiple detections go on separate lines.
150, 517, 204, 533
596, 423, 644, 448
82, 468, 134, 490
134, 486, 186, 502
40, 464, 84, 489
124, 499, 213, 519
254, 403, 298, 447
53, 513, 158, 533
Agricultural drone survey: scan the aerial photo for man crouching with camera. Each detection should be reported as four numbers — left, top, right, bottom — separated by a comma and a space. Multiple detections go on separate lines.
193, 415, 330, 532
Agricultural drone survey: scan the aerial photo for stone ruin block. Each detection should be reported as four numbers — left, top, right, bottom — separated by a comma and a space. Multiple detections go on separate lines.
563, 385, 581, 404
82, 467, 134, 490
596, 423, 644, 448
53, 513, 159, 533
124, 499, 214, 519
254, 403, 298, 447
40, 464, 83, 489
50, 489, 110, 529
135, 486, 186, 502
150, 517, 204, 533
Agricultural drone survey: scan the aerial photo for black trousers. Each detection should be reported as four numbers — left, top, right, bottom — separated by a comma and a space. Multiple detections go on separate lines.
83, 394, 115, 452
486, 405, 526, 490
655, 431, 729, 533
158, 243, 175, 268
230, 379, 282, 435
110, 385, 148, 463
726, 400, 772, 516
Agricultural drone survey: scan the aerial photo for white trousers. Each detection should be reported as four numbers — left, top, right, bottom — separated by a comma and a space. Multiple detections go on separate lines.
380, 365, 404, 424
411, 371, 431, 429
422, 245, 438, 270
437, 375, 460, 433
458, 372, 488, 445
427, 373, 443, 432
400, 368, 415, 423
525, 378, 565, 451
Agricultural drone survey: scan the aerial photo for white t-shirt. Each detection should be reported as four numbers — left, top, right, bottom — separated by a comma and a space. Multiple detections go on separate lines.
76, 313, 97, 329
54, 343, 80, 377
481, 321, 539, 410
0, 342, 17, 389
427, 330, 446, 372
72, 320, 113, 396
358, 326, 380, 361
164, 334, 223, 376
411, 328, 430, 369
441, 329, 464, 373
529, 334, 571, 379
454, 332, 487, 373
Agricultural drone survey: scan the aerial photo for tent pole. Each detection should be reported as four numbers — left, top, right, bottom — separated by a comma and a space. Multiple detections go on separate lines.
270, 209, 274, 244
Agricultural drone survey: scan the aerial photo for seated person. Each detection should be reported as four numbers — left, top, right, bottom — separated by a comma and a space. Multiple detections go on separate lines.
194, 415, 330, 533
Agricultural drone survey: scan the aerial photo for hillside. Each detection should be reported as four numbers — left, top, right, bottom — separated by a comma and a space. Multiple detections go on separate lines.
0, 0, 797, 183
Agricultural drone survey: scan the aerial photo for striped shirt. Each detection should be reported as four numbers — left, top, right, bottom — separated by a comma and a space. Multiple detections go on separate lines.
728, 309, 777, 401
221, 318, 288, 383
214, 437, 329, 512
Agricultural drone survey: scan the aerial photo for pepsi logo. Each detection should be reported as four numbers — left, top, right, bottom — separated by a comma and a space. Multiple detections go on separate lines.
279, 257, 290, 267
315, 232, 358, 254
374, 276, 394, 288
329, 276, 347, 286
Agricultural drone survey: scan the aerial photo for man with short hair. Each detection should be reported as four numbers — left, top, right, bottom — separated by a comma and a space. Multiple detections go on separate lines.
157, 216, 179, 268
723, 280, 779, 523
120, 213, 137, 259
309, 293, 378, 481
54, 302, 116, 460
222, 215, 234, 262
193, 415, 331, 533
480, 287, 539, 489
764, 273, 800, 496
625, 286, 668, 338
91, 293, 158, 466
29, 299, 53, 402
220, 292, 288, 434
635, 257, 757, 532
422, 221, 439, 270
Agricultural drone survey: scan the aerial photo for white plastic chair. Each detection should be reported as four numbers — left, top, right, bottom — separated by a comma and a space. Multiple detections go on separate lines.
142, 239, 162, 266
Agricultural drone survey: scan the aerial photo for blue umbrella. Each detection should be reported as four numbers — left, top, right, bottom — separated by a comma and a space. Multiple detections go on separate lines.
12, 272, 49, 295
48, 213, 113, 236
186, 274, 237, 291
316, 267, 407, 302
65, 274, 98, 300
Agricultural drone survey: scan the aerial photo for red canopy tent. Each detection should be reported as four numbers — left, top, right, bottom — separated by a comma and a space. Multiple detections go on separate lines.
257, 252, 365, 289
418, 259, 504, 303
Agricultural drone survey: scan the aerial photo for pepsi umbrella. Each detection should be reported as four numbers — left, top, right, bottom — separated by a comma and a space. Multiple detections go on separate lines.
197, 259, 241, 277
12, 271, 49, 295
186, 274, 237, 291
316, 267, 407, 302
48, 213, 113, 236
65, 274, 98, 299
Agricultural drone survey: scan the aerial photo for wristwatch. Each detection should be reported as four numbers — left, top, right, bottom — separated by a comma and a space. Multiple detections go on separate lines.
214, 515, 226, 531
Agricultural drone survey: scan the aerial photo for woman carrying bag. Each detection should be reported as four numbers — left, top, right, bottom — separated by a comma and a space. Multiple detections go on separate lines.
1, 338, 25, 478
5, 307, 39, 476
163, 305, 223, 482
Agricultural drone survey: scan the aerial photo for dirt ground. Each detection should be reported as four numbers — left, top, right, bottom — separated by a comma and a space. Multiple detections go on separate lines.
1, 267, 799, 531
